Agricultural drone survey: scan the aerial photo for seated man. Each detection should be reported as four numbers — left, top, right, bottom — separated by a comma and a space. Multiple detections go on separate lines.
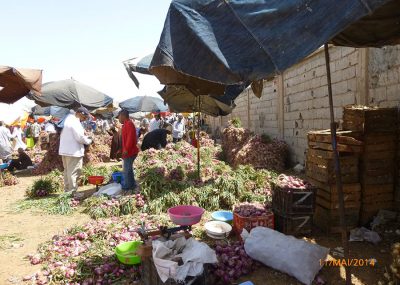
8, 148, 33, 171
141, 125, 172, 151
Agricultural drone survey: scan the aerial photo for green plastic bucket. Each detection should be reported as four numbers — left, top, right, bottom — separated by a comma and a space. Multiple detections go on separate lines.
115, 240, 143, 265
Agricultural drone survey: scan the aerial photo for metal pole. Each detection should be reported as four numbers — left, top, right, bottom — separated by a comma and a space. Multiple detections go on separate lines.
324, 43, 352, 284
197, 96, 201, 179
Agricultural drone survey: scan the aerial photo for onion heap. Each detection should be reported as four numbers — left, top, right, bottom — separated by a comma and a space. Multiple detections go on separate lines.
0, 171, 19, 187
24, 214, 161, 284
221, 121, 289, 172
32, 134, 64, 175
84, 133, 112, 165
234, 136, 288, 172
234, 202, 271, 217
221, 124, 252, 165
276, 174, 313, 191
212, 241, 257, 284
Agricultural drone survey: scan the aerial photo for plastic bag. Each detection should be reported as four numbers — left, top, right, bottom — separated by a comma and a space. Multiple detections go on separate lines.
152, 237, 217, 283
93, 183, 122, 197
242, 227, 329, 285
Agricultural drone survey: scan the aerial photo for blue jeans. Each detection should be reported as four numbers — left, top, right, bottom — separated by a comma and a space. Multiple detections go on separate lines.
122, 155, 137, 191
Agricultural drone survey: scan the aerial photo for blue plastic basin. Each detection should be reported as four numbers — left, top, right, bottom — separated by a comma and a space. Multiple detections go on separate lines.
211, 210, 233, 224
0, 163, 9, 170
112, 172, 124, 185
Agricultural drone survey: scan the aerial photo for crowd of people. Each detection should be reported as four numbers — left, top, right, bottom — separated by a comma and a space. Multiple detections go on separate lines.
0, 109, 209, 196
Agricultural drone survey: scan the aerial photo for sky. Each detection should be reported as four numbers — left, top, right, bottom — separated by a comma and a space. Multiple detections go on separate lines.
0, 0, 171, 103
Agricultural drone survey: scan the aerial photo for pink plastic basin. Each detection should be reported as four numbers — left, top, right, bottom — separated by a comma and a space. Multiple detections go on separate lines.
167, 205, 205, 226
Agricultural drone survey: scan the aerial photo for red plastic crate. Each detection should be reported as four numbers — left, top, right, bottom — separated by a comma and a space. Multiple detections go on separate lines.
233, 211, 274, 236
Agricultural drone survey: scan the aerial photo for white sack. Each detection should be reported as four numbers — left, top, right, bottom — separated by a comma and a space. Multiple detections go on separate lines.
93, 183, 122, 197
152, 237, 217, 283
242, 227, 329, 285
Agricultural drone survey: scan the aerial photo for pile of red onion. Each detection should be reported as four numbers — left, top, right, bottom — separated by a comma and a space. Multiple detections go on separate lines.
234, 202, 271, 217
276, 174, 313, 190
212, 241, 256, 284
24, 214, 158, 284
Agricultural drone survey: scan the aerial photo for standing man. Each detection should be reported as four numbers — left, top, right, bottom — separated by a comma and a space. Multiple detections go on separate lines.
0, 121, 13, 161
59, 107, 92, 193
119, 110, 139, 193
31, 119, 41, 145
149, 113, 162, 132
172, 114, 185, 143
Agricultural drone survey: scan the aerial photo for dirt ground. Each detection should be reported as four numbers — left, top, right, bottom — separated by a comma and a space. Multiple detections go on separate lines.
0, 169, 398, 285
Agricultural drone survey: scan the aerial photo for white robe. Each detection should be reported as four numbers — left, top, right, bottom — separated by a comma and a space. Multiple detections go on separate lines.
0, 126, 13, 159
12, 127, 26, 150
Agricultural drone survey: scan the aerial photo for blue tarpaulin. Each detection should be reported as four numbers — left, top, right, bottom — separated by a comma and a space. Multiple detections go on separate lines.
149, 0, 396, 94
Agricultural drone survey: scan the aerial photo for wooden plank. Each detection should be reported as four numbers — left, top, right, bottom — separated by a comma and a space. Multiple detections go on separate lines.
306, 164, 359, 184
364, 141, 397, 152
316, 197, 361, 210
314, 205, 359, 232
317, 188, 361, 202
307, 130, 363, 145
362, 201, 394, 212
362, 193, 394, 203
308, 141, 363, 153
306, 154, 358, 168
306, 148, 357, 159
362, 174, 394, 184
362, 184, 394, 196
307, 178, 361, 193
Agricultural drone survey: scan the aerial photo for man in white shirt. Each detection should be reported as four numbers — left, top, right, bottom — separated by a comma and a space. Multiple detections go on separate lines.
59, 107, 92, 193
0, 121, 13, 160
149, 114, 162, 132
172, 114, 185, 143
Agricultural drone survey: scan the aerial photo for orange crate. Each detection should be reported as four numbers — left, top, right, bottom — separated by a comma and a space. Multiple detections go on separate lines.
233, 212, 274, 236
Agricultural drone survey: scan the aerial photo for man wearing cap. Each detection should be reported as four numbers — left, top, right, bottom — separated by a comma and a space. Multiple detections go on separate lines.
118, 110, 139, 193
172, 114, 185, 143
59, 107, 92, 193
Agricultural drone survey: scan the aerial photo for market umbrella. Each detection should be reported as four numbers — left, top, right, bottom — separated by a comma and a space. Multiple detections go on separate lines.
0, 66, 42, 104
148, 1, 400, 284
32, 105, 70, 119
124, 55, 247, 116
119, 95, 169, 113
158, 85, 234, 116
29, 79, 113, 111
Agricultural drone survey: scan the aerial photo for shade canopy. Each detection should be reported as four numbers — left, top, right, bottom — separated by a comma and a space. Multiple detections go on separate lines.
158, 85, 234, 116
32, 105, 70, 119
119, 95, 169, 113
124, 55, 247, 116
0, 66, 42, 104
149, 0, 398, 95
29, 79, 113, 111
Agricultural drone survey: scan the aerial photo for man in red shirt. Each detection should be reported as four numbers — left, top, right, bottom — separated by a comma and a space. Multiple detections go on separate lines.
118, 110, 139, 193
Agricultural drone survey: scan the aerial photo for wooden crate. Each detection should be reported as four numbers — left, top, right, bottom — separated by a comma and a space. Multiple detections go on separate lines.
316, 195, 361, 210
361, 173, 394, 185
307, 178, 361, 193
342, 106, 398, 133
272, 185, 315, 215
317, 187, 360, 203
362, 184, 394, 197
274, 212, 312, 236
307, 130, 363, 153
360, 201, 395, 225
306, 153, 359, 184
314, 205, 359, 233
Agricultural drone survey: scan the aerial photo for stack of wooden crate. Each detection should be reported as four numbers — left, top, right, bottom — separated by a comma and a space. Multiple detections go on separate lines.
306, 130, 363, 233
342, 106, 398, 224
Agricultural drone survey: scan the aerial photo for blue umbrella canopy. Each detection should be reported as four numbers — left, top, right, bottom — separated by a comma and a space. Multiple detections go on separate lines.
32, 105, 70, 119
29, 79, 113, 111
149, 0, 397, 94
119, 95, 169, 113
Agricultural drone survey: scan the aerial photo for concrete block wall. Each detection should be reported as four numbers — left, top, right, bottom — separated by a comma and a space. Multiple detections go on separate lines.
208, 45, 400, 165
